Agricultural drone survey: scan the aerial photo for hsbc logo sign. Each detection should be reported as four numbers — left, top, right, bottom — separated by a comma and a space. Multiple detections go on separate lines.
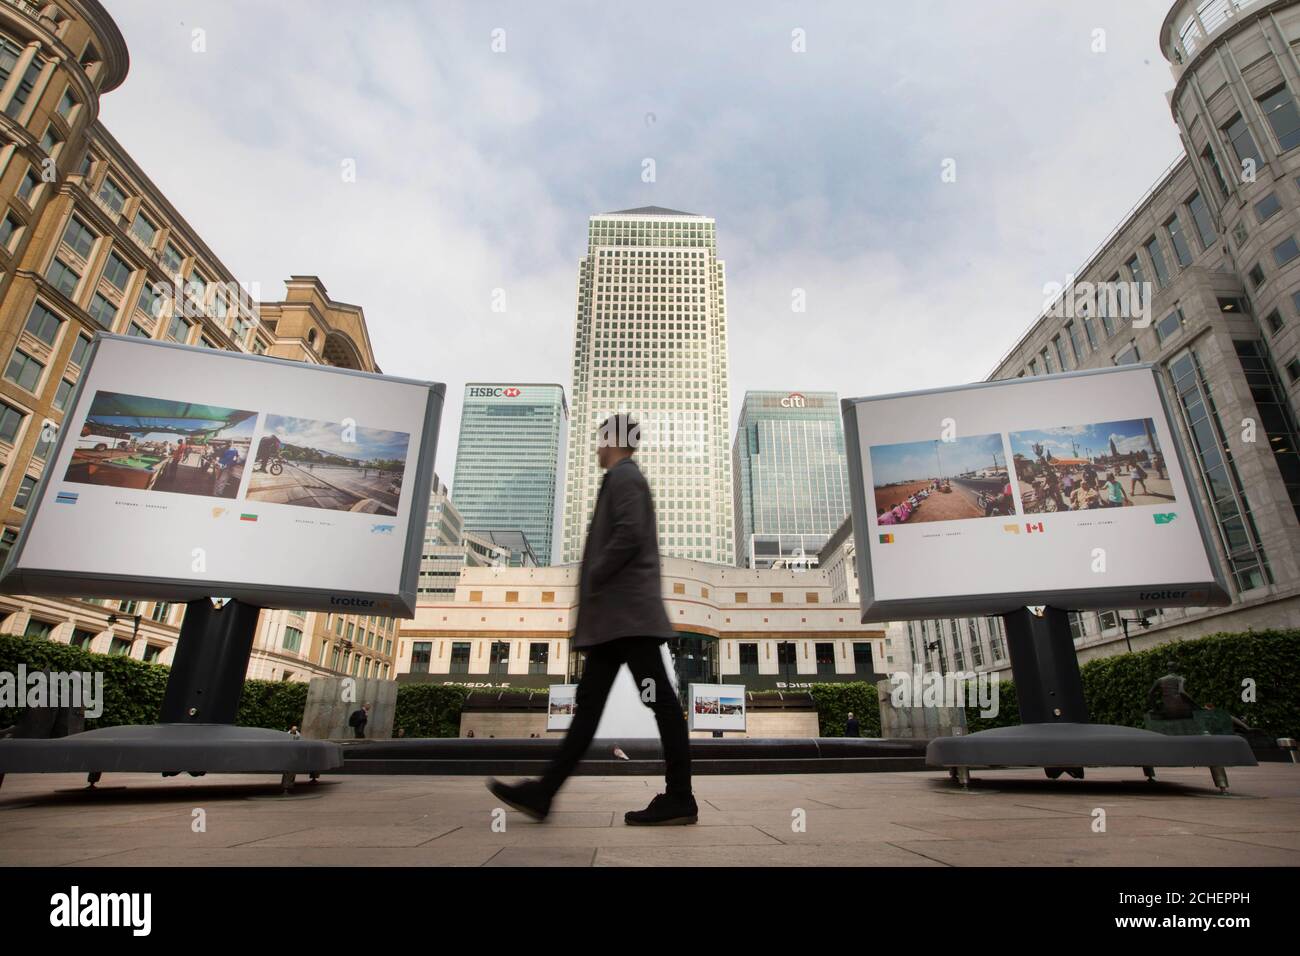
469, 386, 523, 398
503, 387, 521, 397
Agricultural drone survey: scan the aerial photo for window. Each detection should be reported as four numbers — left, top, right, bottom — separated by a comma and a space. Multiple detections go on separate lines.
468, 590, 482, 602
1259, 86, 1300, 152
70, 629, 95, 650
1165, 214, 1193, 267
61, 216, 95, 259
56, 88, 76, 119
1155, 308, 1183, 344
136, 280, 162, 317
16, 167, 39, 204
1186, 192, 1216, 250
672, 582, 685, 594
165, 314, 191, 343
1, 209, 20, 250
1125, 255, 1145, 288
410, 642, 431, 674
734, 591, 748, 603
161, 242, 182, 274
814, 642, 835, 676
1288, 357, 1300, 381
770, 591, 784, 603
279, 626, 300, 651
805, 592, 820, 604
1144, 237, 1169, 287
1249, 263, 1266, 288
4, 350, 44, 391
69, 334, 90, 367
52, 378, 73, 410
739, 642, 759, 676
39, 125, 60, 154
0, 528, 16, 566
1040, 347, 1054, 374
541, 591, 555, 602
46, 256, 85, 299
130, 212, 157, 247
4, 52, 44, 119
23, 301, 62, 345
24, 618, 53, 640
150, 601, 171, 623
1223, 114, 1263, 172
1053, 334, 1069, 371
1028, 357, 1039, 376
528, 642, 549, 674
1233, 339, 1300, 523
1255, 192, 1282, 222
101, 251, 132, 291
1274, 237, 1300, 267
1114, 342, 1140, 366
87, 292, 117, 329
98, 177, 127, 215
14, 475, 37, 510
1200, 146, 1230, 200
1065, 321, 1085, 362
109, 637, 132, 657
0, 403, 23, 444
142, 645, 163, 664
504, 590, 518, 602
449, 642, 471, 674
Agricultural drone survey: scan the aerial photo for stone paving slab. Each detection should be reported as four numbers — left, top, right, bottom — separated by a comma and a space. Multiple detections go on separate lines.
0, 765, 1296, 866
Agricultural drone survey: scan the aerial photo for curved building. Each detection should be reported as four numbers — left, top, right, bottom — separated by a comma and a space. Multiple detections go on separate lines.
0, 1, 393, 682
975, 0, 1300, 668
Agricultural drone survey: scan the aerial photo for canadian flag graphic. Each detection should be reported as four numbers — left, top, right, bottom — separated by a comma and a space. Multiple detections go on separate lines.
1026, 522, 1045, 533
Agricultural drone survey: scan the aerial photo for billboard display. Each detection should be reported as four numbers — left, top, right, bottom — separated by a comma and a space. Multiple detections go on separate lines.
547, 684, 577, 731
842, 365, 1229, 621
0, 335, 444, 616
688, 683, 747, 732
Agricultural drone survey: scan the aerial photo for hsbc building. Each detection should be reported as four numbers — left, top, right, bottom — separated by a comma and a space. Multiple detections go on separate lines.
451, 383, 568, 565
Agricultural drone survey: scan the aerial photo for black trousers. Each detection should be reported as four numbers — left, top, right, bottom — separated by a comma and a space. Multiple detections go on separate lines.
540, 636, 692, 798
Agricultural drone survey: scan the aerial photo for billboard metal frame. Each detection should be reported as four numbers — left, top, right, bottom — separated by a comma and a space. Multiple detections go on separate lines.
841, 363, 1231, 623
0, 333, 445, 618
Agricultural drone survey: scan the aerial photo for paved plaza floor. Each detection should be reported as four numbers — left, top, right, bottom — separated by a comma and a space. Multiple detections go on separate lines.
1, 765, 1297, 866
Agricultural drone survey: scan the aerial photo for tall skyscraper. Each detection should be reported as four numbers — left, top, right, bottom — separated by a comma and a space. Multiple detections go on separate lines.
732, 391, 851, 569
451, 383, 567, 565
562, 207, 734, 564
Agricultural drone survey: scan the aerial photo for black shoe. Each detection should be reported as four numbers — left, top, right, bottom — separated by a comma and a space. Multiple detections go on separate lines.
625, 791, 698, 826
486, 778, 552, 822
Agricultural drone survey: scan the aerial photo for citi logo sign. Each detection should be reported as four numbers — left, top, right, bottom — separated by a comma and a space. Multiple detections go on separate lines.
469, 386, 522, 398
780, 393, 806, 408
1026, 522, 1045, 534
329, 595, 375, 608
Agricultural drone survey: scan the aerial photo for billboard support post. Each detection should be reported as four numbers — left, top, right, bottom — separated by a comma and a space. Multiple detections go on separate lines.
160, 598, 263, 724
1000, 607, 1087, 724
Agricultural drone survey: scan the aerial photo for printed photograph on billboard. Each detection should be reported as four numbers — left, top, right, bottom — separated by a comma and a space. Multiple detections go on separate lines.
842, 365, 1229, 620
688, 683, 746, 732
246, 415, 410, 516
870, 433, 1014, 524
1009, 419, 1175, 514
547, 685, 577, 731
0, 335, 443, 615
64, 391, 256, 499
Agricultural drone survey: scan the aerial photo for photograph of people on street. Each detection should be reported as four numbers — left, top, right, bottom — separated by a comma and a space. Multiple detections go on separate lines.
1009, 418, 1175, 514
870, 433, 1014, 524
63, 390, 256, 499
244, 414, 410, 516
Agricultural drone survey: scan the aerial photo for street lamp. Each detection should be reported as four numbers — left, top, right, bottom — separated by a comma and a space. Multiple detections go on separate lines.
1118, 613, 1152, 654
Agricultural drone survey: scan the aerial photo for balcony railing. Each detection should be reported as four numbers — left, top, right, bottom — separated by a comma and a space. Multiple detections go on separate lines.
1167, 0, 1266, 64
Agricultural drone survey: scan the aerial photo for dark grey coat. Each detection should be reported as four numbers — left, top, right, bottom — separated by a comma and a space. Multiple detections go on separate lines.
572, 457, 674, 648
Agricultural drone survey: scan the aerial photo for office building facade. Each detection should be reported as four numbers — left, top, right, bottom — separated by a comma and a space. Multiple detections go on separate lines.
561, 206, 734, 565
733, 390, 851, 569
451, 383, 566, 566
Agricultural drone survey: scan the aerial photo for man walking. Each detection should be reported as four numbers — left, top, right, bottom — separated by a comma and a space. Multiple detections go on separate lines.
488, 414, 696, 825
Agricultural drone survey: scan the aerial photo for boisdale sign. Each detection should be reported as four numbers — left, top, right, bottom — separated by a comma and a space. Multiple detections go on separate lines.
469, 386, 522, 398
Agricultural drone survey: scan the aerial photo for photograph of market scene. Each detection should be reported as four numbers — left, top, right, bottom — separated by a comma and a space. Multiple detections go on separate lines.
870, 433, 1013, 524
245, 415, 409, 516
63, 391, 255, 498
1009, 418, 1176, 514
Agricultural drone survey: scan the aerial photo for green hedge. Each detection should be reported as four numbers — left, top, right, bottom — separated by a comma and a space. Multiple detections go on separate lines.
964, 628, 1300, 740
0, 633, 307, 731
810, 681, 881, 737
393, 683, 468, 738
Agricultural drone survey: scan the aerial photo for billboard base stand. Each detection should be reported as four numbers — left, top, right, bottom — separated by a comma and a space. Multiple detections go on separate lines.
925, 607, 1256, 792
0, 599, 342, 790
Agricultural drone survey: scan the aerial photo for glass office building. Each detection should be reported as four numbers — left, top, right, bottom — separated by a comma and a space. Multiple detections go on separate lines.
732, 390, 851, 569
451, 384, 567, 566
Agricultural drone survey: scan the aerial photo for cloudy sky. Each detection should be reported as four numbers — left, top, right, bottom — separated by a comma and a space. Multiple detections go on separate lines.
98, 0, 1184, 485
